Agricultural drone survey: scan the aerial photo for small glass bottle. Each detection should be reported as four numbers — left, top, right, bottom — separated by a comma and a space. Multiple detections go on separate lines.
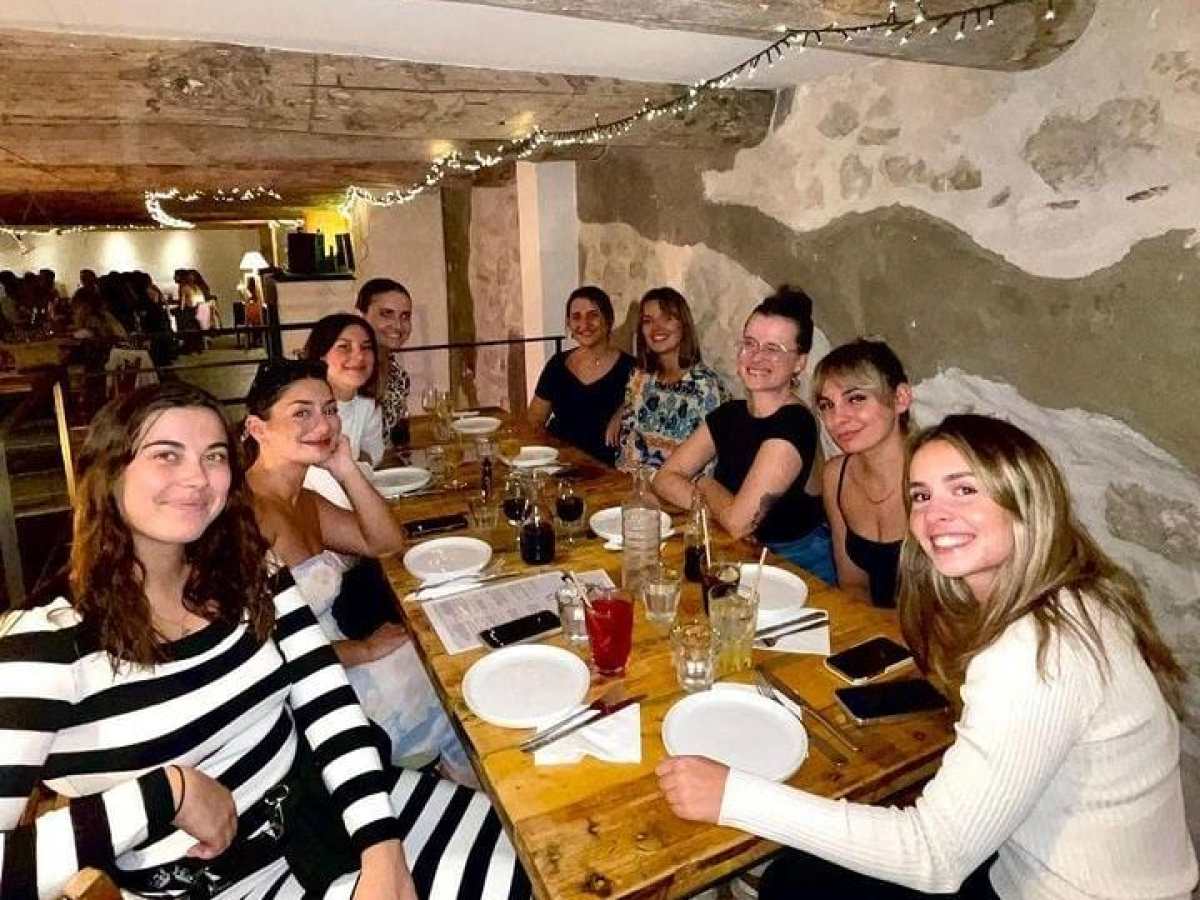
683, 490, 706, 583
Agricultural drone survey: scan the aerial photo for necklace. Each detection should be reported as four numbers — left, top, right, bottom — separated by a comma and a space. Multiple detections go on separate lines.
852, 460, 898, 505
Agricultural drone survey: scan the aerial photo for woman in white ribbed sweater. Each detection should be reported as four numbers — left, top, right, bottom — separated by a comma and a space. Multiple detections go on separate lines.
658, 413, 1197, 900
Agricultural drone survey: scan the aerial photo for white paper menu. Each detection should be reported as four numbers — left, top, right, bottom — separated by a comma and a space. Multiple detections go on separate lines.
421, 569, 615, 654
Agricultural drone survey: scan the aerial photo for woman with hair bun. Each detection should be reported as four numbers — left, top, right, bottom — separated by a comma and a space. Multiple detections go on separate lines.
814, 338, 912, 607
659, 413, 1196, 900
653, 285, 834, 583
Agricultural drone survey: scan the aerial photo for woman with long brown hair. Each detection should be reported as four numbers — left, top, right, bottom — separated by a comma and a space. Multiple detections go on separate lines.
0, 382, 528, 899
658, 414, 1195, 899
610, 287, 730, 472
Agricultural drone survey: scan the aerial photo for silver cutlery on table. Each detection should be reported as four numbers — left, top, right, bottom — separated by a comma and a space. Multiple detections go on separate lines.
754, 610, 828, 640
757, 618, 830, 648
759, 667, 862, 755
415, 567, 516, 601
520, 692, 645, 754
752, 670, 848, 767
516, 685, 624, 751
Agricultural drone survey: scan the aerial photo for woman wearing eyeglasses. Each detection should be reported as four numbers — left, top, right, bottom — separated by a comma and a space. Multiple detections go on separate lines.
653, 286, 834, 583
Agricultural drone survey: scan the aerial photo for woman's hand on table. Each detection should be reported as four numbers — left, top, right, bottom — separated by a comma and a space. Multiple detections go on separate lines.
604, 408, 625, 447
169, 766, 238, 860
656, 756, 729, 824
354, 841, 418, 900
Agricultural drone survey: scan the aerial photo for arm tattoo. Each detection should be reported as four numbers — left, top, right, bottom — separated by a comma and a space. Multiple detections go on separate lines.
750, 491, 782, 531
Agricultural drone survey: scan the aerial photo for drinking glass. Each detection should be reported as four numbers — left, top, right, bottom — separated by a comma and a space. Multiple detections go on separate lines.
442, 439, 466, 489
425, 445, 447, 487
641, 565, 681, 628
468, 497, 499, 531
710, 584, 759, 677
583, 587, 634, 677
555, 585, 590, 650
554, 479, 587, 544
501, 471, 531, 550
421, 386, 440, 415
498, 433, 522, 463
670, 619, 717, 693
701, 559, 741, 617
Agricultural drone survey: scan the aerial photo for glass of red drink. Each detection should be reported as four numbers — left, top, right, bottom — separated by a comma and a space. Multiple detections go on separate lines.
583, 588, 634, 676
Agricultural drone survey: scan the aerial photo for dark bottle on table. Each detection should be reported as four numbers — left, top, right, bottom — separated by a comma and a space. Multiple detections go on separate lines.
480, 455, 494, 501
683, 491, 707, 582
519, 473, 556, 565
389, 417, 411, 448
684, 544, 705, 583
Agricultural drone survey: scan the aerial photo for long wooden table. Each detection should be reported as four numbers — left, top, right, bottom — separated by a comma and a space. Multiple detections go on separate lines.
381, 416, 953, 900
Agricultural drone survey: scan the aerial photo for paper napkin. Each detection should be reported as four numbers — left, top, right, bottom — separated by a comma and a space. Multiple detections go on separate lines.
754, 622, 831, 656
533, 703, 643, 766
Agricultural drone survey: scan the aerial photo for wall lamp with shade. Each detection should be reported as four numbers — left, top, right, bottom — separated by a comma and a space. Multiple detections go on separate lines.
239, 250, 270, 274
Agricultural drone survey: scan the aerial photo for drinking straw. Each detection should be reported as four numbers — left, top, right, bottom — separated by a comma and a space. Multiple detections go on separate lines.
565, 570, 593, 610
701, 507, 713, 567
750, 547, 768, 606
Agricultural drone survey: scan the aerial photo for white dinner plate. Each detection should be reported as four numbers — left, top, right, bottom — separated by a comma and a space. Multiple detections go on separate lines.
507, 445, 559, 468
462, 645, 591, 728
452, 415, 502, 436
403, 536, 493, 582
738, 564, 809, 628
371, 466, 432, 498
662, 685, 808, 781
588, 506, 675, 547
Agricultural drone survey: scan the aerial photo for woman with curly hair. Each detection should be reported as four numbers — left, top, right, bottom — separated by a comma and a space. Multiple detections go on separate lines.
0, 382, 527, 899
659, 414, 1196, 899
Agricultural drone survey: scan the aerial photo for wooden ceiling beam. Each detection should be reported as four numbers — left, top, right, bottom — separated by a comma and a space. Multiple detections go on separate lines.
434, 0, 1096, 71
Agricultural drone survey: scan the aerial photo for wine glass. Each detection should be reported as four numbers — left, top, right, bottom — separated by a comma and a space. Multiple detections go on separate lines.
501, 471, 531, 551
421, 386, 440, 415
555, 478, 587, 545
442, 438, 466, 490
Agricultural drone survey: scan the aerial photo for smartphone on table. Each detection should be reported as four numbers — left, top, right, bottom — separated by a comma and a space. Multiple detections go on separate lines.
479, 610, 562, 648
403, 512, 469, 540
834, 678, 950, 726
825, 635, 913, 685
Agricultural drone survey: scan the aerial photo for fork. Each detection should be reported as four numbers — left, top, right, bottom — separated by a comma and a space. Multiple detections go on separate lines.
753, 670, 848, 767
516, 685, 625, 751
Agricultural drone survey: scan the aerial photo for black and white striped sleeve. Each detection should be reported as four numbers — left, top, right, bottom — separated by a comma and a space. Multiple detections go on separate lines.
272, 578, 401, 855
0, 610, 175, 900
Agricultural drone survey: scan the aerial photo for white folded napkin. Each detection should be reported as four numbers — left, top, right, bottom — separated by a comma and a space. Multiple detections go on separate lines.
533, 703, 642, 766
754, 622, 831, 656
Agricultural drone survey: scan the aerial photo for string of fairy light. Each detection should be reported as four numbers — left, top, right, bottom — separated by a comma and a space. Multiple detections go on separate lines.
133, 0, 1054, 228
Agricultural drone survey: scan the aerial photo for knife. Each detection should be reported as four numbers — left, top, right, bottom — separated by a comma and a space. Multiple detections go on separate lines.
756, 618, 829, 648
521, 695, 645, 753
415, 570, 526, 601
755, 610, 828, 639
761, 668, 861, 754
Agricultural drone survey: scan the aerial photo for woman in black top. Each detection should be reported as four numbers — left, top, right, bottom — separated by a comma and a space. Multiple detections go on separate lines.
653, 286, 834, 583
814, 339, 912, 606
527, 285, 635, 466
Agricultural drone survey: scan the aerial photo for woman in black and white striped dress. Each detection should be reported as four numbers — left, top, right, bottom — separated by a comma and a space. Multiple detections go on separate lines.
0, 382, 529, 900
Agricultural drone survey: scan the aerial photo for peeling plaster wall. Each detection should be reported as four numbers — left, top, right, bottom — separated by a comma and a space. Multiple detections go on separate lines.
578, 0, 1200, 841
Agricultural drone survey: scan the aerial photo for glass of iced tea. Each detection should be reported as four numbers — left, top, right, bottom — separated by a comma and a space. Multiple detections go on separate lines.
583, 587, 634, 677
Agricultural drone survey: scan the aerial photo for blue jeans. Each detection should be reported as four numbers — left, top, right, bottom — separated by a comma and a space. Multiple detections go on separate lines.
768, 523, 836, 586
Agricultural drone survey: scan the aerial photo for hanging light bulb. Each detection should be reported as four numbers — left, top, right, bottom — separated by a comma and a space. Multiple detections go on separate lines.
1044, 1, 1056, 20
955, 15, 966, 39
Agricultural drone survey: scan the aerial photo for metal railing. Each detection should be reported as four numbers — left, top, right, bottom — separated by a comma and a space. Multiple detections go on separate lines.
0, 328, 566, 604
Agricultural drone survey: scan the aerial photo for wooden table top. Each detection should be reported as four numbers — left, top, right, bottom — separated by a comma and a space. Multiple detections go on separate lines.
381, 414, 953, 900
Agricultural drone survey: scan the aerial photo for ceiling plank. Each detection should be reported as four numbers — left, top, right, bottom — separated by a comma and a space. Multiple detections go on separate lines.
433, 0, 1096, 71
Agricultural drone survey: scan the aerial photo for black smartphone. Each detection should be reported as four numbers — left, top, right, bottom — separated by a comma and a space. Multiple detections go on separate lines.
825, 635, 913, 685
403, 513, 469, 539
834, 678, 950, 726
479, 610, 562, 648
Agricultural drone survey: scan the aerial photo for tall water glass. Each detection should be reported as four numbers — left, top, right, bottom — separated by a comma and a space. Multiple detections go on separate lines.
641, 565, 681, 628
710, 584, 759, 676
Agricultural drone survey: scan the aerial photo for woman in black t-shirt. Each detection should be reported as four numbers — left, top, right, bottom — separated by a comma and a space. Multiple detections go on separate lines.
528, 285, 635, 466
653, 286, 835, 584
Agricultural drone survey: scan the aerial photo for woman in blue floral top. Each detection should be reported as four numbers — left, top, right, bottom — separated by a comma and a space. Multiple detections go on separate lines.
613, 287, 731, 471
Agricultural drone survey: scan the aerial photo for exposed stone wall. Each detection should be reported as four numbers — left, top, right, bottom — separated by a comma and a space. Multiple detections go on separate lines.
578, 0, 1200, 842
